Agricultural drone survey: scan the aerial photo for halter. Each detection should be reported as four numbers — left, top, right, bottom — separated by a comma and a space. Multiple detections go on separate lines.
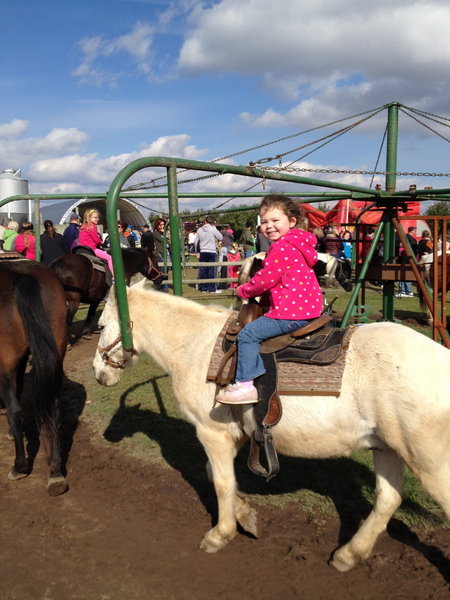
146, 256, 164, 281
97, 328, 138, 369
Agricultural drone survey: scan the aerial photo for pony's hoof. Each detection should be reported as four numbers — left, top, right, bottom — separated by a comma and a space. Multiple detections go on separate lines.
47, 476, 68, 496
8, 469, 29, 481
329, 547, 356, 572
199, 527, 234, 553
82, 333, 92, 340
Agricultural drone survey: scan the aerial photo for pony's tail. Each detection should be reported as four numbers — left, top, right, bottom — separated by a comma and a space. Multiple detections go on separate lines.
14, 273, 63, 430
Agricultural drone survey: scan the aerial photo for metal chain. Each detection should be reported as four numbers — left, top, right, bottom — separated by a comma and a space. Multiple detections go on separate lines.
401, 104, 450, 125
263, 166, 450, 177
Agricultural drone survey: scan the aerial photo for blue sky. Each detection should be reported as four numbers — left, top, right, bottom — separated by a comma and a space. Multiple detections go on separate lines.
2, 0, 450, 213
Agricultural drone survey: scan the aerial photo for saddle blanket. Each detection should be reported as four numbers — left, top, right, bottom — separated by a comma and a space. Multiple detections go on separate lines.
207, 312, 355, 396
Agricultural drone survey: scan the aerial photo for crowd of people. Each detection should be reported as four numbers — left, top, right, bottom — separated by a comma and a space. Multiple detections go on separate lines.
1, 209, 447, 299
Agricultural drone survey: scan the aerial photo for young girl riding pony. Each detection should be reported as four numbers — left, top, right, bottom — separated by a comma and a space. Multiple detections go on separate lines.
217, 194, 323, 405
78, 209, 114, 276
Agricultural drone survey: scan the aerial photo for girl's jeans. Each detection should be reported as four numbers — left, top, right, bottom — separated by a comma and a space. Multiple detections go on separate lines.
236, 315, 310, 382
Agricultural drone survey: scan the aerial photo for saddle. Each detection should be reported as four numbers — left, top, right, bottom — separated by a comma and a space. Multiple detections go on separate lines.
73, 246, 113, 286
0, 251, 27, 261
209, 299, 352, 480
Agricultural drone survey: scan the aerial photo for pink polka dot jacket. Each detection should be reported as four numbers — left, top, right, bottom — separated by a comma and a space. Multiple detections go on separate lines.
237, 228, 323, 320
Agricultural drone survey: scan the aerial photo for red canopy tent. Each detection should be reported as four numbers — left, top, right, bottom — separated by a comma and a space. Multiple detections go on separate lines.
300, 198, 426, 234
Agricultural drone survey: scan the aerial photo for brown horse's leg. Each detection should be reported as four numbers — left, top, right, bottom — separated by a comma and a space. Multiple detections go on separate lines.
82, 300, 101, 338
45, 400, 68, 496
1, 370, 31, 480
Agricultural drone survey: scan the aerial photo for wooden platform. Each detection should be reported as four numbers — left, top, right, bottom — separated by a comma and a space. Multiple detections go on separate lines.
355, 263, 425, 282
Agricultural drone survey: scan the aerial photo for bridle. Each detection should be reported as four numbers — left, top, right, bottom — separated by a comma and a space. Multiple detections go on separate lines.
146, 256, 164, 281
97, 328, 138, 369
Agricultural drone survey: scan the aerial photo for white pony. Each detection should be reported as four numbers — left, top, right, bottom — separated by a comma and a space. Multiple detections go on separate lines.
93, 280, 450, 571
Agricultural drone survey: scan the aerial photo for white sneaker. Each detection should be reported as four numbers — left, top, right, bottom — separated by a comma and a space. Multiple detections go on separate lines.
216, 382, 258, 405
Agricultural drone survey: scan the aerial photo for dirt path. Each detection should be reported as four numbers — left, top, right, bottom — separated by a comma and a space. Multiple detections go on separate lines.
0, 336, 449, 600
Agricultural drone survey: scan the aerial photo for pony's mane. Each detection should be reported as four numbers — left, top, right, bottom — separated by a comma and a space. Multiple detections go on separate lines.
238, 252, 266, 286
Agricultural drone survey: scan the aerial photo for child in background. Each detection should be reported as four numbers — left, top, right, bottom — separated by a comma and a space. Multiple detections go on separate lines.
15, 222, 36, 259
227, 242, 241, 291
217, 194, 322, 405
78, 209, 114, 275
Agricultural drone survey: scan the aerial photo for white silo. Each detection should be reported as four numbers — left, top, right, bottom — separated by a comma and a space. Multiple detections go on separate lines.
0, 168, 30, 224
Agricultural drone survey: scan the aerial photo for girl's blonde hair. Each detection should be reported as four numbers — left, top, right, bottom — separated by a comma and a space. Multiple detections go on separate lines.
81, 208, 99, 229
259, 194, 308, 230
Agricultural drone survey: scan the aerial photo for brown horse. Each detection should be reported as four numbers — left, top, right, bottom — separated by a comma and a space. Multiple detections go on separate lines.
50, 246, 165, 344
0, 257, 68, 495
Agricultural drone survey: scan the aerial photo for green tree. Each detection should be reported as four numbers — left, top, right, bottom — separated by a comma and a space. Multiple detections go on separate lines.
424, 201, 450, 234
424, 201, 450, 217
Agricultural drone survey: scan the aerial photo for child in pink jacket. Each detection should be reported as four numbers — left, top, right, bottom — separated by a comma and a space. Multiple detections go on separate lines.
217, 194, 322, 405
226, 242, 241, 290
78, 209, 114, 274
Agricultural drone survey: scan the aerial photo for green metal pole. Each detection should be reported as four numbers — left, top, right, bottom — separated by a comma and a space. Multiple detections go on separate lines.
167, 165, 183, 296
385, 103, 398, 194
33, 199, 41, 262
382, 102, 399, 320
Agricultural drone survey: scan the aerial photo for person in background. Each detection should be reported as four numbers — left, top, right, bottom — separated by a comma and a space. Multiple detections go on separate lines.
0, 218, 9, 241
187, 228, 197, 255
340, 229, 353, 261
63, 212, 80, 250
227, 242, 241, 291
194, 215, 223, 293
153, 218, 171, 262
2, 220, 19, 250
104, 220, 131, 248
15, 222, 36, 259
418, 230, 433, 258
220, 227, 234, 253
40, 219, 69, 265
124, 225, 137, 247
397, 225, 418, 298
241, 221, 255, 258
313, 227, 325, 252
322, 225, 342, 258
140, 224, 155, 253
78, 209, 114, 275
255, 224, 272, 253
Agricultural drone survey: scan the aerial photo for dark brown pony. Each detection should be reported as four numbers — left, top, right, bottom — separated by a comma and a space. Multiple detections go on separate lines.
50, 246, 165, 344
0, 257, 68, 495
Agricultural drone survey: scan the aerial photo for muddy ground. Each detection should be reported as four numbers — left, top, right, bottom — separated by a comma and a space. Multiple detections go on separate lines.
0, 335, 449, 600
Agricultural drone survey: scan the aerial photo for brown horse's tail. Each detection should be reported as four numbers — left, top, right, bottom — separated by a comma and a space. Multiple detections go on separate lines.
13, 273, 63, 432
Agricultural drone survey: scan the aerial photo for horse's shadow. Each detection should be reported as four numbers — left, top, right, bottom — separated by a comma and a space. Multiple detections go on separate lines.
103, 376, 449, 580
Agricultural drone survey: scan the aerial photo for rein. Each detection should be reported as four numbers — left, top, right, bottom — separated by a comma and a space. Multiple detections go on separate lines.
97, 329, 138, 369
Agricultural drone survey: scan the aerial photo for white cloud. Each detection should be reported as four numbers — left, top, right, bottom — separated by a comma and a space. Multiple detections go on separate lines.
0, 119, 29, 138
176, 0, 450, 127
73, 22, 154, 86
0, 124, 209, 194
